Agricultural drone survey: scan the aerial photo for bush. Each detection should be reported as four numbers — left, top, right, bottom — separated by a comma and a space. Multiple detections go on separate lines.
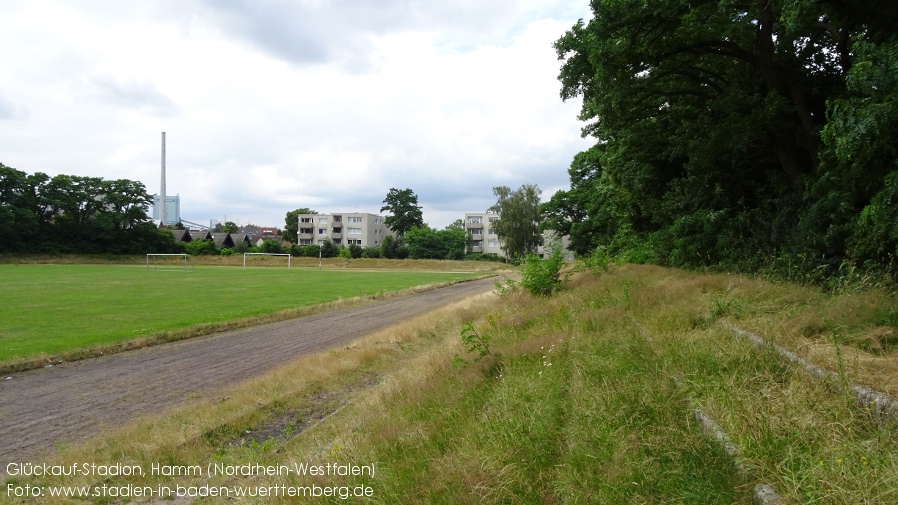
519, 245, 568, 297
320, 239, 339, 258
362, 246, 382, 258
260, 239, 284, 254
294, 244, 320, 257
184, 239, 218, 256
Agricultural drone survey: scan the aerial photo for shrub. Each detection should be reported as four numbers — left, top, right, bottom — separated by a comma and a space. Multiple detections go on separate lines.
184, 239, 218, 256
260, 239, 284, 254
519, 245, 568, 297
362, 246, 382, 258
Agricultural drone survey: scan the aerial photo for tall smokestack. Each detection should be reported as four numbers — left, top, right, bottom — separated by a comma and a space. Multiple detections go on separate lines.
161, 132, 166, 226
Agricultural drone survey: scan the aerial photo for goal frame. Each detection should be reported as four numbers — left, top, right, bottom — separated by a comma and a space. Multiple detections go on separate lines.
243, 252, 292, 268
146, 253, 190, 272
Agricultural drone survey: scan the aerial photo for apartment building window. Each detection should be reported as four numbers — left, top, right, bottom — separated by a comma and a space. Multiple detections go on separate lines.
318, 228, 327, 234
348, 228, 362, 235
348, 216, 362, 223
374, 229, 380, 235
375, 218, 381, 225
487, 227, 494, 235
318, 217, 328, 224
488, 216, 498, 222
348, 239, 362, 245
488, 239, 499, 248
467, 217, 482, 223
300, 217, 313, 223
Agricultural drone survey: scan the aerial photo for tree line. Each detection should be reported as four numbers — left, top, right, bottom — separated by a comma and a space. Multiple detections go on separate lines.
0, 163, 179, 254
541, 0, 898, 284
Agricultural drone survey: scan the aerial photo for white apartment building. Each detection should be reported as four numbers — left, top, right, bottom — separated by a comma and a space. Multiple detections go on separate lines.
464, 212, 503, 256
297, 212, 392, 247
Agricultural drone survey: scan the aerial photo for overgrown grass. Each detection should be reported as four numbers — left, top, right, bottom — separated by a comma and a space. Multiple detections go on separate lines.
0, 264, 485, 367
5, 264, 897, 504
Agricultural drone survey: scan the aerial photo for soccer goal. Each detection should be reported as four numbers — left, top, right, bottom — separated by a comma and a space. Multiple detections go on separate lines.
243, 252, 292, 268
146, 253, 192, 272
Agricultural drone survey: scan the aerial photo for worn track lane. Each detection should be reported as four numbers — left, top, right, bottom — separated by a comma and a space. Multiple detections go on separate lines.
0, 277, 497, 465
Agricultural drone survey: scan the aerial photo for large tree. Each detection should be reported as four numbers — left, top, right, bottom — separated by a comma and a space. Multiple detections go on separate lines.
548, 0, 898, 273
380, 188, 424, 240
489, 184, 542, 262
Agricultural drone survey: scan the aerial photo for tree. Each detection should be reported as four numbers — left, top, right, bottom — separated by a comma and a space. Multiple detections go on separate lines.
550, 0, 898, 276
381, 235, 408, 259
213, 221, 238, 233
380, 188, 423, 240
405, 225, 467, 260
0, 164, 181, 254
284, 208, 317, 243
319, 238, 340, 258
488, 184, 542, 262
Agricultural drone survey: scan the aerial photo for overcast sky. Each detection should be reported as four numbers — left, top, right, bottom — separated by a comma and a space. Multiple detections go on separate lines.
0, 0, 593, 230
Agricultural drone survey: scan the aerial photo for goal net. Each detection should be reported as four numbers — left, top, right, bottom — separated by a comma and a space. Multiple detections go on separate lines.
243, 252, 292, 268
146, 253, 192, 272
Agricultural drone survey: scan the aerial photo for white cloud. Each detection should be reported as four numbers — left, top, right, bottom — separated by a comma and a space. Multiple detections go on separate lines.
0, 0, 592, 229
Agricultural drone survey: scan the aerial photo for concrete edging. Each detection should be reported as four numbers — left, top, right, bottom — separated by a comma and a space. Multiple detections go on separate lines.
728, 324, 898, 423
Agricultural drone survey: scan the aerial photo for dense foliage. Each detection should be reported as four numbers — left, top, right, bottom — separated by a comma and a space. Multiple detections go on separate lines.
405, 225, 468, 260
0, 163, 179, 254
545, 0, 898, 283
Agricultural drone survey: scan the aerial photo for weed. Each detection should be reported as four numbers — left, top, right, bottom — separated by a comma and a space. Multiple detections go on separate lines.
454, 321, 500, 373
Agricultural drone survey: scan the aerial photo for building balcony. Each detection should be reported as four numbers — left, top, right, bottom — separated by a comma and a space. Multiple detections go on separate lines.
298, 233, 313, 240
470, 233, 483, 240
330, 232, 342, 240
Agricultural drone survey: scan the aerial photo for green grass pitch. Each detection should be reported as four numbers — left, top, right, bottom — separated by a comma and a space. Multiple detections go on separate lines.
0, 264, 482, 364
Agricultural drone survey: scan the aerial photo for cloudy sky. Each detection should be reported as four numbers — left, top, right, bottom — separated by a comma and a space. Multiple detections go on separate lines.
0, 0, 593, 230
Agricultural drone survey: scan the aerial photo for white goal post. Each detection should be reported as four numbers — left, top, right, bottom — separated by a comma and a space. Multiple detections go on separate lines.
243, 252, 292, 268
146, 253, 191, 272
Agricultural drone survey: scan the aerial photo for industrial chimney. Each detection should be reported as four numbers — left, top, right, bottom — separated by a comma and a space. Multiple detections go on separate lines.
161, 132, 166, 226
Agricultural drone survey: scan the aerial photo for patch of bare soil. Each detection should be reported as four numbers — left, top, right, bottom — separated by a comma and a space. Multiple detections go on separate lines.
0, 277, 497, 468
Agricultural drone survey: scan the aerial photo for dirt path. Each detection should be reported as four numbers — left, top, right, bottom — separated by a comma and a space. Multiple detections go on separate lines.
0, 277, 497, 467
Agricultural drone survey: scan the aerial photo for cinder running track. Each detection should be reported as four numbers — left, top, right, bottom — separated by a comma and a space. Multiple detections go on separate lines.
0, 277, 497, 467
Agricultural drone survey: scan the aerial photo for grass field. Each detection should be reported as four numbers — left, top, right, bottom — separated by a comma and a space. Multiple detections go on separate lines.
0, 263, 486, 367
8, 264, 897, 504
